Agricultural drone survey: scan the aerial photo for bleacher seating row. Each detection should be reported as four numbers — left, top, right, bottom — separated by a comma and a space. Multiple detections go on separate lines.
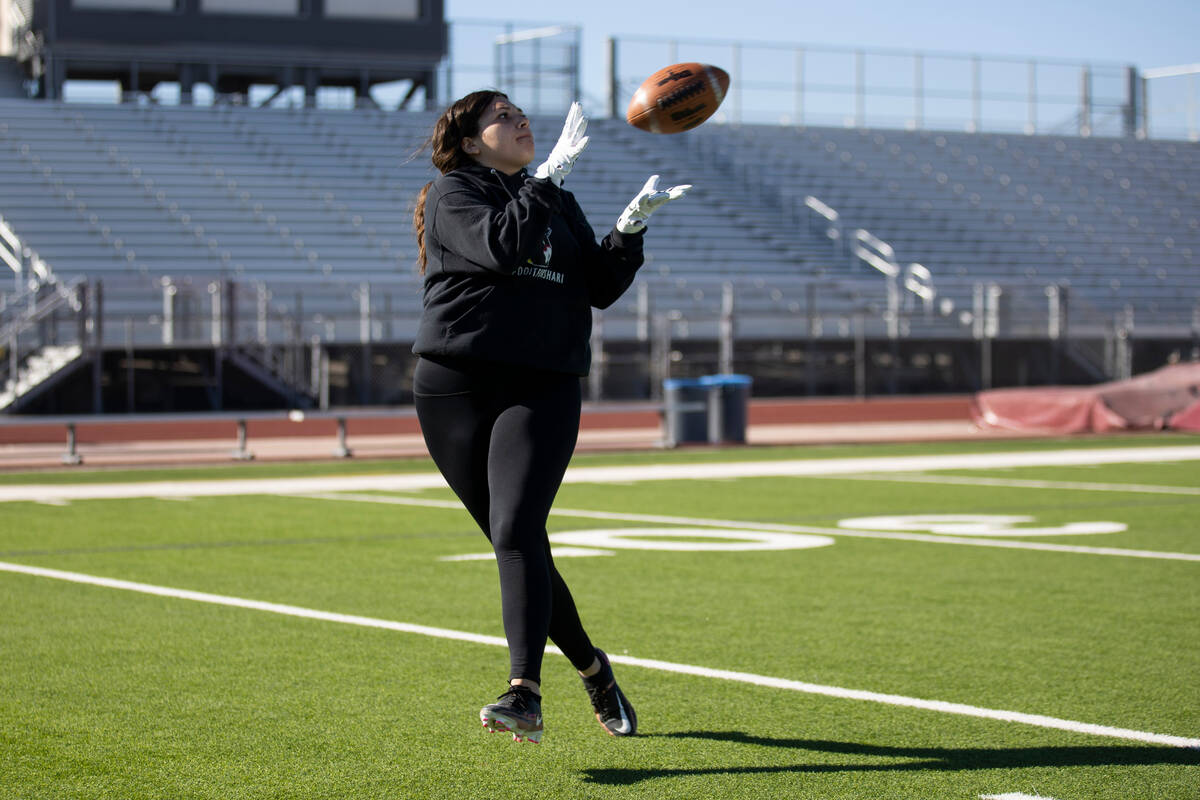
1, 97, 1198, 327
690, 123, 1199, 319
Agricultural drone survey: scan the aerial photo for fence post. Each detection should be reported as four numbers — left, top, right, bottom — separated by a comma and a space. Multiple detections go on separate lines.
1140, 75, 1149, 139
854, 312, 866, 398
606, 37, 619, 119
589, 307, 604, 402
855, 50, 865, 127
358, 281, 371, 405
162, 279, 175, 345
973, 282, 990, 389
795, 47, 805, 126
75, 280, 87, 356
650, 312, 673, 399
231, 419, 254, 461
636, 281, 650, 342
1080, 66, 1093, 137
90, 280, 103, 413
806, 283, 817, 395
971, 55, 982, 132
256, 281, 269, 344
225, 278, 237, 347
1125, 66, 1140, 139
1046, 283, 1063, 383
1115, 305, 1134, 380
732, 42, 742, 123
718, 281, 734, 375
333, 417, 352, 458
208, 280, 222, 346
312, 336, 330, 410
1027, 60, 1038, 134
62, 422, 83, 465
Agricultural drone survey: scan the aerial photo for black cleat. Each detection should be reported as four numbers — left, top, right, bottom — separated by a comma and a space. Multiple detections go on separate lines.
582, 649, 637, 736
480, 685, 543, 743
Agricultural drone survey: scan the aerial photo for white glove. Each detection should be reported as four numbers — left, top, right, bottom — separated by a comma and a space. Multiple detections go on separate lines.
533, 102, 589, 186
616, 175, 692, 233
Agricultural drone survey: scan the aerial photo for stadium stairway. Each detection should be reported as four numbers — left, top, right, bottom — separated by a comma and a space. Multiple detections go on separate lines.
0, 344, 84, 411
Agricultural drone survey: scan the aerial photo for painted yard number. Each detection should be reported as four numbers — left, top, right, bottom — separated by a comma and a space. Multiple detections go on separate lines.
440, 515, 1126, 560
838, 515, 1127, 537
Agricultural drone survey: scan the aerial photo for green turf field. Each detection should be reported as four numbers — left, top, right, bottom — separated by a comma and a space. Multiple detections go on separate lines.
1, 436, 1198, 799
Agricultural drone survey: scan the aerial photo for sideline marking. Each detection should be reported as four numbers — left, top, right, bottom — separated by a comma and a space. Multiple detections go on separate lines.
3, 445, 1200, 503
831, 472, 1200, 496
304, 493, 1200, 562
3, 559, 1198, 751
980, 794, 1058, 800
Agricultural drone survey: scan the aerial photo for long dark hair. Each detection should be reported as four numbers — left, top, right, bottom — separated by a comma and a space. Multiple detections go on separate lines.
413, 90, 507, 274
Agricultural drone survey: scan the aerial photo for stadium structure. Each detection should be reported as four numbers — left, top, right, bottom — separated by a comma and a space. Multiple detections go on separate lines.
1, 1, 1198, 415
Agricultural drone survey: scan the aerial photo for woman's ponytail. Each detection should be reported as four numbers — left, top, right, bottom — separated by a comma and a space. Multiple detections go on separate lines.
411, 89, 506, 275
413, 181, 433, 275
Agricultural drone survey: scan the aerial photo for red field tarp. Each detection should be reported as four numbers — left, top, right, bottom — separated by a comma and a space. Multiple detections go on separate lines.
971, 362, 1200, 434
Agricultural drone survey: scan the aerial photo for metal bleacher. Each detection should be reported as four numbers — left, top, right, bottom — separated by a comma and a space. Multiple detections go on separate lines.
2, 96, 1199, 359
707, 123, 1200, 324
0, 99, 836, 280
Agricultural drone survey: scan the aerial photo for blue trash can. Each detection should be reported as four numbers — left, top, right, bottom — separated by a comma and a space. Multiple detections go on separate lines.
700, 374, 753, 444
662, 377, 708, 447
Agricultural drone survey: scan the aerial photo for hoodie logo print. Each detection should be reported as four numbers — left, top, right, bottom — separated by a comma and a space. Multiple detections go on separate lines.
515, 226, 564, 284
529, 226, 552, 267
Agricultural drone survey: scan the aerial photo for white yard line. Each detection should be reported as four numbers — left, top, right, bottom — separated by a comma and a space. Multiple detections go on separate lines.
2, 445, 1200, 503
2, 559, 1196, 751
302, 492, 1200, 562
826, 472, 1200, 496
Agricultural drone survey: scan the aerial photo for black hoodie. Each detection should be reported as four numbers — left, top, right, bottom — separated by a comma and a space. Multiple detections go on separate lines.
413, 163, 645, 376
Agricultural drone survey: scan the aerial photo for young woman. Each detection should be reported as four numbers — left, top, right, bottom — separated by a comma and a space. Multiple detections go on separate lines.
411, 90, 689, 743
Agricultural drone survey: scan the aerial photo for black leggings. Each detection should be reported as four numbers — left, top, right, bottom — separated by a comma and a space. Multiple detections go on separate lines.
413, 355, 596, 685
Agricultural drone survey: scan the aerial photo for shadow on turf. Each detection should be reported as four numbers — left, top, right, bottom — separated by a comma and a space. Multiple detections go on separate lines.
581, 731, 1200, 785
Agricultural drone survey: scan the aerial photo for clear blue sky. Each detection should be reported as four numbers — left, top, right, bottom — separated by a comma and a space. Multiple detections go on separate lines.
446, 0, 1198, 101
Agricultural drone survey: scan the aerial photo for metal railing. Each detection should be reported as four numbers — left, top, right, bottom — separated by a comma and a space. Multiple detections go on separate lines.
20, 271, 1194, 352
2, 268, 1197, 409
1143, 63, 1200, 142
607, 35, 1138, 138
1, 212, 53, 295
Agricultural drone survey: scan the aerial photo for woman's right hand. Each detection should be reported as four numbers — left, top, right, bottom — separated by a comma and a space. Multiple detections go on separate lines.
533, 102, 589, 187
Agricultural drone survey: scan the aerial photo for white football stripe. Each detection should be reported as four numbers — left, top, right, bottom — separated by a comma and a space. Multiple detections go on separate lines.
830, 472, 1200, 496
3, 444, 1200, 503
705, 64, 726, 105
2, 559, 1197, 750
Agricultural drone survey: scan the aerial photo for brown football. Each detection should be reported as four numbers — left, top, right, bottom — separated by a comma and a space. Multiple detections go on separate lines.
626, 62, 730, 134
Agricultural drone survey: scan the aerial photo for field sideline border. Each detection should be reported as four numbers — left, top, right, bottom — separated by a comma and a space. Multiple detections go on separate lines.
2, 559, 1197, 751
3, 444, 1199, 503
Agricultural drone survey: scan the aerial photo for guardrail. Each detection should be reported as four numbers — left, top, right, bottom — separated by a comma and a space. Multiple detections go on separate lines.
0, 402, 667, 465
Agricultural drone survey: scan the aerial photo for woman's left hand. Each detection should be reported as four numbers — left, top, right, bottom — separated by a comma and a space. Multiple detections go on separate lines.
616, 175, 692, 233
